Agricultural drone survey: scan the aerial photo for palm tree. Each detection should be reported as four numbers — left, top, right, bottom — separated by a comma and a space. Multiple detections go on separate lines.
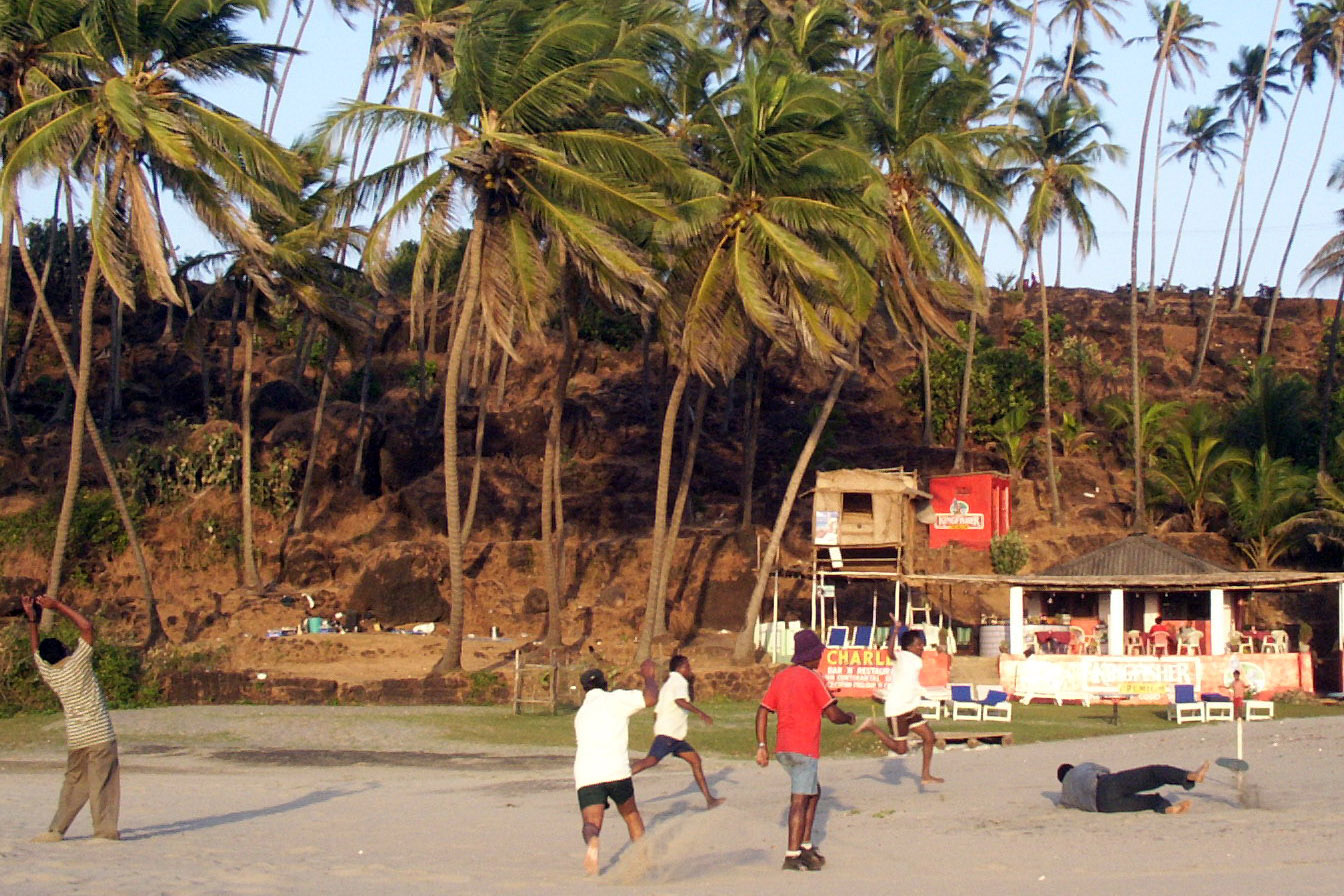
1124, 0, 1214, 530
1016, 95, 1123, 523
1192, 20, 1293, 385
0, 0, 300, 601
1217, 41, 1292, 309
1262, 1, 1344, 354
1227, 446, 1312, 569
1161, 104, 1238, 288
1028, 41, 1113, 108
641, 56, 879, 664
854, 36, 1002, 452
1046, 0, 1125, 102
1302, 180, 1344, 470
333, 0, 678, 669
1151, 429, 1248, 532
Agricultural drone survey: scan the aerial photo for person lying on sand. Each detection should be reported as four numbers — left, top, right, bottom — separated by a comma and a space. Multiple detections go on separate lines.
1057, 759, 1210, 814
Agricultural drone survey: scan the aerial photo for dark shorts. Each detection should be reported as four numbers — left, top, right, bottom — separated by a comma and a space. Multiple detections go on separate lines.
892, 710, 926, 737
646, 735, 695, 761
577, 778, 636, 810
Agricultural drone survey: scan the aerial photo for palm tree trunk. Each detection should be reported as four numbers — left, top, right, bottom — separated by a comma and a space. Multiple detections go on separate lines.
10, 180, 65, 398
263, 0, 318, 136
1146, 72, 1171, 310
951, 309, 977, 472
637, 364, 691, 663
0, 211, 15, 433
45, 245, 100, 599
1192, 0, 1283, 384
653, 381, 710, 637
732, 354, 853, 665
1129, 8, 1179, 529
14, 207, 162, 644
1235, 84, 1302, 311
541, 293, 579, 648
1164, 169, 1197, 288
1264, 49, 1341, 354
103, 297, 123, 427
1036, 247, 1061, 523
240, 288, 262, 589
738, 351, 763, 531
919, 326, 934, 446
1318, 278, 1344, 473
432, 217, 486, 674
290, 336, 338, 535
258, 0, 294, 130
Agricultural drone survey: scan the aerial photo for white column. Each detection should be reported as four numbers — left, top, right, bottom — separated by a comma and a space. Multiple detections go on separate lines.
1009, 586, 1025, 655
1336, 582, 1343, 653
1108, 589, 1124, 656
1209, 588, 1226, 656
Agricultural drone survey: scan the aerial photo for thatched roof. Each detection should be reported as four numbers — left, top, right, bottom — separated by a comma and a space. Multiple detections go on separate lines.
899, 534, 1344, 592
1039, 534, 1228, 578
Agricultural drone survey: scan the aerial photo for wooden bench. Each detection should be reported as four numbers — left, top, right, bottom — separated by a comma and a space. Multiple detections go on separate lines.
934, 731, 1014, 749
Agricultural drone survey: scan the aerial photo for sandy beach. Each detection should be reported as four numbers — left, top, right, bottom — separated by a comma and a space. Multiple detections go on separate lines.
3, 706, 1342, 895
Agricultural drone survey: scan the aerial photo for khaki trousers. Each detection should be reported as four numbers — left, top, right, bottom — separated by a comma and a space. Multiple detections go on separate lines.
49, 740, 120, 838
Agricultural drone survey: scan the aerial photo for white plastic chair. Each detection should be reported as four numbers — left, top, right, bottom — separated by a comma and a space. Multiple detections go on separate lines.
949, 684, 982, 721
1166, 684, 1206, 724
1178, 629, 1203, 656
1245, 699, 1275, 720
1124, 631, 1143, 655
1265, 630, 1289, 653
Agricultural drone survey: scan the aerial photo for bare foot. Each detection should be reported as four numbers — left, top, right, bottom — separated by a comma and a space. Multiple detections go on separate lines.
706, 796, 725, 809
1188, 760, 1210, 784
1165, 799, 1192, 815
922, 775, 945, 784
584, 837, 600, 875
31, 831, 62, 843
854, 717, 878, 736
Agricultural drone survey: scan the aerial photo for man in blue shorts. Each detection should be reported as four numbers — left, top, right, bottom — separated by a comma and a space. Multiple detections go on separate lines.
631, 655, 724, 809
573, 659, 658, 875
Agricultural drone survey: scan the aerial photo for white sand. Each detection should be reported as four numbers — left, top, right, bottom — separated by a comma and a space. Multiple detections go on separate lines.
3, 707, 1343, 895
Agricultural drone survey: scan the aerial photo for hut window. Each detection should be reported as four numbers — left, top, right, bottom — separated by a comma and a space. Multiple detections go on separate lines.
842, 492, 873, 517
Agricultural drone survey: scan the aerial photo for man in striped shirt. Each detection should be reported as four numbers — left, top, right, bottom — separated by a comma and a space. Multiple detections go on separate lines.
22, 594, 120, 842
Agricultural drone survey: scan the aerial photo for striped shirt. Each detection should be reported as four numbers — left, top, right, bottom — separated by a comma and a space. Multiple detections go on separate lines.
36, 639, 116, 750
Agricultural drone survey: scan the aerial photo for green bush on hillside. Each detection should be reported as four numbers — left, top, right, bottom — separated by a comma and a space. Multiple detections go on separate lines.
0, 618, 161, 717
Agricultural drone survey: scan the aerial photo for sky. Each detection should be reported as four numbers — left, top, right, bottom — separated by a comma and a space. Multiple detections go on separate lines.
26, 0, 1344, 300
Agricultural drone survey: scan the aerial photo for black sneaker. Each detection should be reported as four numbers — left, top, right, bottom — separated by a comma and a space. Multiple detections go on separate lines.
782, 854, 818, 871
801, 846, 826, 868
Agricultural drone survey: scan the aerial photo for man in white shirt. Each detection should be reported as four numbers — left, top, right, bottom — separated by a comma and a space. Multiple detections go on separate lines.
573, 659, 657, 875
631, 655, 724, 809
854, 628, 943, 784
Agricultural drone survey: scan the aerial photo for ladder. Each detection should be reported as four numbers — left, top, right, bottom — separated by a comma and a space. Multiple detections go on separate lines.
512, 648, 558, 714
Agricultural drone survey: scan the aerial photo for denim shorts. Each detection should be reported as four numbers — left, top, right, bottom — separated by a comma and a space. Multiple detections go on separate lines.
776, 751, 820, 795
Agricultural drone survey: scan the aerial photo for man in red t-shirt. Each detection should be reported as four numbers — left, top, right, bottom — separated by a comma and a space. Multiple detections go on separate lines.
755, 629, 855, 871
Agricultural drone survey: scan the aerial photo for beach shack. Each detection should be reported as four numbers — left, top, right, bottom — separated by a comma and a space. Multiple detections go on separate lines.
903, 534, 1344, 704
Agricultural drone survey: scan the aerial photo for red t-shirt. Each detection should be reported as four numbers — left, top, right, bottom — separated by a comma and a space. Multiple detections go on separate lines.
760, 664, 837, 759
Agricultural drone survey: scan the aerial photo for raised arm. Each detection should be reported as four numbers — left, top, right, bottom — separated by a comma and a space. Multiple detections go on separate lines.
639, 659, 658, 707
21, 595, 40, 655
36, 595, 94, 645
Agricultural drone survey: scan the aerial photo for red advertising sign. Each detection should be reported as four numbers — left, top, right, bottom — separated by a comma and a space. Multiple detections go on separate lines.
928, 472, 1011, 550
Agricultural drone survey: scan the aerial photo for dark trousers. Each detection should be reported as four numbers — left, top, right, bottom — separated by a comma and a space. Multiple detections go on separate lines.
1095, 764, 1192, 814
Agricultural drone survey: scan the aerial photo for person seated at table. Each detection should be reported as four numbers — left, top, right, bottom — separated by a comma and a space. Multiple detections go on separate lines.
1148, 617, 1174, 655
1057, 759, 1210, 815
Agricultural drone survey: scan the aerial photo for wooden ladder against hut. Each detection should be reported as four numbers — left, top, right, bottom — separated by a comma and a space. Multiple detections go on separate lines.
513, 647, 558, 715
